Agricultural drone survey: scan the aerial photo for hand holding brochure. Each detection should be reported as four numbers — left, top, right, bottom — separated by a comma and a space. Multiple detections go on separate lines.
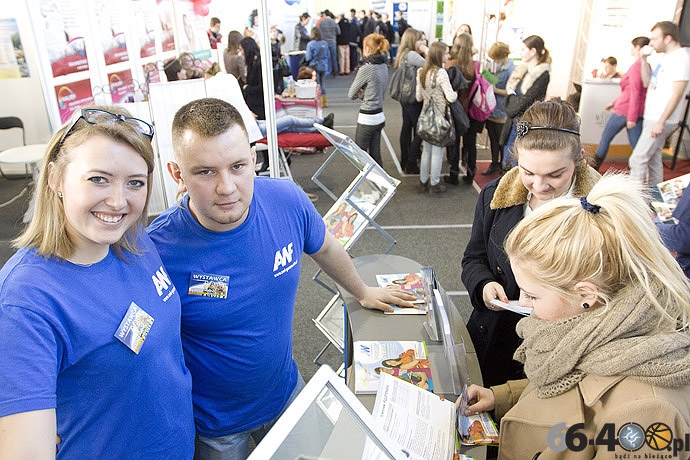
456, 385, 499, 445
489, 299, 531, 316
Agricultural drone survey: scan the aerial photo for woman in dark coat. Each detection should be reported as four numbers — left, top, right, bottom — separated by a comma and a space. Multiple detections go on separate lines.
239, 37, 265, 120
461, 99, 600, 388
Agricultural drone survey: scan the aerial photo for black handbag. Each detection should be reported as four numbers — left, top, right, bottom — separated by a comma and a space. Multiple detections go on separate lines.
416, 71, 455, 147
448, 99, 470, 137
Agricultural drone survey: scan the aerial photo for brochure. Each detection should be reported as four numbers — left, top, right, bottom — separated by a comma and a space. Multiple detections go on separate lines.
372, 372, 481, 460
376, 272, 426, 315
489, 299, 531, 316
654, 173, 690, 224
456, 385, 500, 446
353, 340, 433, 394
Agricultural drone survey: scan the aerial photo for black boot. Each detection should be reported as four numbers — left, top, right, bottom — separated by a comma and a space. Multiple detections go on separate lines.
444, 171, 459, 185
482, 162, 503, 176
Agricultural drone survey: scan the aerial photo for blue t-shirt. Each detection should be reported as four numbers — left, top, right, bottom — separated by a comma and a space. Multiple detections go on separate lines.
147, 177, 326, 436
0, 233, 194, 459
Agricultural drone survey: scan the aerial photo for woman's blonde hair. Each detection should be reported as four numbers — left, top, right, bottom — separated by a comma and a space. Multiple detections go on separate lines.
514, 98, 583, 162
13, 105, 155, 261
419, 41, 447, 88
488, 42, 510, 61
505, 173, 690, 330
449, 33, 474, 79
363, 33, 390, 56
394, 28, 422, 69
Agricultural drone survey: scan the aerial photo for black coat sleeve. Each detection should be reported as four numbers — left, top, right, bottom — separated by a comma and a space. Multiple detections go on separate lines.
504, 71, 550, 119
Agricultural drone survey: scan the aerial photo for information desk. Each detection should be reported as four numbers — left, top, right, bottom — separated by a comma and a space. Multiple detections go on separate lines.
338, 254, 486, 460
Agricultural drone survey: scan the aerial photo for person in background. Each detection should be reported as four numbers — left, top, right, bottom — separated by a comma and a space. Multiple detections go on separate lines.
395, 10, 410, 42
394, 28, 428, 174
416, 41, 457, 193
380, 13, 395, 61
270, 25, 286, 95
164, 52, 203, 81
444, 33, 481, 185
294, 12, 311, 51
0, 105, 194, 458
463, 173, 690, 460
224, 30, 246, 84
462, 99, 600, 388
336, 13, 352, 75
239, 36, 265, 120
318, 10, 340, 77
597, 56, 623, 79
348, 33, 390, 167
305, 27, 330, 107
348, 9, 360, 73
482, 42, 515, 176
147, 98, 415, 460
207, 17, 222, 49
592, 37, 651, 171
501, 34, 551, 169
657, 187, 690, 279
629, 21, 690, 191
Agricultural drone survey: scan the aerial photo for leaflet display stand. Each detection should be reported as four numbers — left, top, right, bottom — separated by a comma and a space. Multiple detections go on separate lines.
311, 125, 400, 367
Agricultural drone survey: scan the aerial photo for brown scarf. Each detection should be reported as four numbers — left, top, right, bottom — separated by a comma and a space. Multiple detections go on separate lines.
514, 283, 690, 398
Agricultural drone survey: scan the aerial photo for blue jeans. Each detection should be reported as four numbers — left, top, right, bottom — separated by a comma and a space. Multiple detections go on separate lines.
193, 373, 306, 460
327, 43, 337, 76
257, 116, 324, 136
595, 113, 643, 159
502, 119, 518, 168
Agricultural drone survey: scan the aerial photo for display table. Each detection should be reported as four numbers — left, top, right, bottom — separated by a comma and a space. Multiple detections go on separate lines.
0, 143, 47, 222
579, 78, 631, 159
0, 143, 46, 180
338, 254, 485, 460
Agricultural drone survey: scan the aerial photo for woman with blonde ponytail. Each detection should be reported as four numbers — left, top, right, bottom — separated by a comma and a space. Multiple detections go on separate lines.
462, 173, 690, 460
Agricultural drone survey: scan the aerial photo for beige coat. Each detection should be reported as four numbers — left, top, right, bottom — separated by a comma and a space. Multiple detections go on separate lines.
493, 376, 690, 459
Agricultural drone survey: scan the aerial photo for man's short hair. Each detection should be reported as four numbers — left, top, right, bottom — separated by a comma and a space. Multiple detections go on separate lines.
652, 21, 680, 42
171, 98, 247, 152
210, 17, 221, 27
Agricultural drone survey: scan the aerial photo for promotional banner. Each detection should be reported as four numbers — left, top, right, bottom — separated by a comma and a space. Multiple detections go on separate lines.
40, 0, 90, 77
95, 0, 130, 66
0, 18, 30, 78
108, 69, 136, 103
55, 78, 94, 123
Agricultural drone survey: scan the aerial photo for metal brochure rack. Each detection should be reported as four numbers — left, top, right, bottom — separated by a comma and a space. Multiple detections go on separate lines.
311, 124, 401, 367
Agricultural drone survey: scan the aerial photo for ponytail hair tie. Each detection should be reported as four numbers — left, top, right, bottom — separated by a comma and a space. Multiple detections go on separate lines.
580, 196, 600, 214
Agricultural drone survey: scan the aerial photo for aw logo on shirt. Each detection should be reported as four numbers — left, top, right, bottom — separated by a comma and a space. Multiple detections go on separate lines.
273, 242, 298, 277
152, 265, 176, 302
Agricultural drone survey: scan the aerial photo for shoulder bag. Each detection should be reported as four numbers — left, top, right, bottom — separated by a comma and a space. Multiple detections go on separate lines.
416, 70, 456, 147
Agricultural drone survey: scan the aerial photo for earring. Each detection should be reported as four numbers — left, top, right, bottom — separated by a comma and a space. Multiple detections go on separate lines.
57, 191, 63, 199
582, 303, 590, 309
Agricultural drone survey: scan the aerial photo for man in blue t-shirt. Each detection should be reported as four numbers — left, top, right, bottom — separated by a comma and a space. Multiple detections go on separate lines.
147, 98, 414, 460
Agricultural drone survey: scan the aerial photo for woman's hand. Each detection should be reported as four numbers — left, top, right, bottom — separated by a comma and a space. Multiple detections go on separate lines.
459, 384, 496, 415
482, 281, 508, 310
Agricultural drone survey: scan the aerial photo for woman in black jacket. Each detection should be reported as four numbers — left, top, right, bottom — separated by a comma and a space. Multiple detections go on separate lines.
461, 99, 600, 388
501, 35, 551, 169
239, 37, 265, 120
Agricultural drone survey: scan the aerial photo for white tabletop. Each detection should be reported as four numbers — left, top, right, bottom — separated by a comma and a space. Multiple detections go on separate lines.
0, 144, 47, 165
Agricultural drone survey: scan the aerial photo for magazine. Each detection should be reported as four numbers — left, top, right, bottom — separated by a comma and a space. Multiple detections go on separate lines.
371, 373, 481, 460
456, 385, 500, 445
654, 173, 690, 224
489, 299, 532, 316
376, 272, 426, 315
353, 340, 434, 394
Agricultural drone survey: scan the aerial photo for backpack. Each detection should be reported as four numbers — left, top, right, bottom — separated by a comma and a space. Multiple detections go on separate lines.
389, 57, 417, 105
468, 61, 497, 121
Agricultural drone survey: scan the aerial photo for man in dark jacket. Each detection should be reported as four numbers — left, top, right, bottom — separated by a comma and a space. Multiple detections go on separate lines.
395, 10, 409, 41
657, 187, 690, 279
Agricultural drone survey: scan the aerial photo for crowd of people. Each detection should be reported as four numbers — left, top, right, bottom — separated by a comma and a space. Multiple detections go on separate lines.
1, 7, 690, 460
